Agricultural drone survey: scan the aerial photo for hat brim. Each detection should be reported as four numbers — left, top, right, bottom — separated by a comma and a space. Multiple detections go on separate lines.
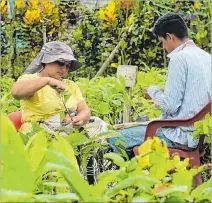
70, 60, 82, 72
42, 53, 82, 72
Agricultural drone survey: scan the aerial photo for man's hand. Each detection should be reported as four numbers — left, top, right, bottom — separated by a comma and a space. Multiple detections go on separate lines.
143, 87, 152, 99
153, 99, 158, 105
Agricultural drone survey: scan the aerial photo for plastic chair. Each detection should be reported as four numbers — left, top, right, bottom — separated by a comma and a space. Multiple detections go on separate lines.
133, 101, 211, 187
8, 111, 22, 130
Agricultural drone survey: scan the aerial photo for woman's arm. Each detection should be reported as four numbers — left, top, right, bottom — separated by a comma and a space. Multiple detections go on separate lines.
12, 77, 66, 100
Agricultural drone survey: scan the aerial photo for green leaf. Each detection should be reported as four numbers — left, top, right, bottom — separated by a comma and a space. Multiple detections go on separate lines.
1, 145, 34, 193
104, 176, 160, 198
60, 111, 65, 121
172, 170, 193, 192
0, 189, 32, 202
43, 182, 69, 188
104, 153, 126, 167
48, 136, 79, 170
165, 195, 186, 203
191, 178, 212, 201
97, 130, 121, 139
154, 186, 188, 197
99, 101, 111, 114
131, 195, 153, 203
92, 170, 121, 198
35, 193, 79, 202
25, 131, 48, 172
45, 150, 92, 202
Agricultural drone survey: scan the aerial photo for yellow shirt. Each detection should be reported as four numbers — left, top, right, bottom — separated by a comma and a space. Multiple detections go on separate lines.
18, 73, 84, 132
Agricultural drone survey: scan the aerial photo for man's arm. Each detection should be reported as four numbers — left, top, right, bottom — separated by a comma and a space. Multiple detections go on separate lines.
147, 56, 187, 115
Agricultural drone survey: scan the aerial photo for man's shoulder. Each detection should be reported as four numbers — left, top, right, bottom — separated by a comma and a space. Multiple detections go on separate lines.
171, 47, 210, 62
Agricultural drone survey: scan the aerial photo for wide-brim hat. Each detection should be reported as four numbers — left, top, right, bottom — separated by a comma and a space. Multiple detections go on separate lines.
24, 41, 82, 74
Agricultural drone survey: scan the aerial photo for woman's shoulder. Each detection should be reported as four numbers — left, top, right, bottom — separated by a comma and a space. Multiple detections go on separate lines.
63, 79, 81, 93
63, 79, 78, 87
18, 73, 39, 81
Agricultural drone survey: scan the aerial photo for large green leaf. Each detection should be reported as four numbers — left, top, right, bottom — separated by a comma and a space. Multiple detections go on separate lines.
103, 176, 160, 199
45, 150, 93, 202
48, 135, 79, 169
35, 193, 79, 202
91, 170, 121, 198
1, 145, 34, 194
1, 112, 25, 153
99, 101, 111, 114
191, 178, 212, 202
1, 113, 35, 201
0, 189, 32, 202
25, 131, 48, 172
104, 153, 126, 167
154, 186, 188, 197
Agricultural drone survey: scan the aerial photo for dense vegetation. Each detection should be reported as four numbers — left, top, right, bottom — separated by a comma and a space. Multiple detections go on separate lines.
1, 0, 211, 202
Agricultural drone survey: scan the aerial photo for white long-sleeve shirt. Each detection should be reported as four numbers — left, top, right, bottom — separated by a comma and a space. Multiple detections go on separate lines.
147, 40, 211, 148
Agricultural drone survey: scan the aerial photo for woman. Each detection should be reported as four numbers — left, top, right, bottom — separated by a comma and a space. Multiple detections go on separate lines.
12, 41, 91, 135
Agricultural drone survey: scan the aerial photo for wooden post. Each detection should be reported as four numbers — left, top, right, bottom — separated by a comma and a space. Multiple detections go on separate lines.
117, 65, 138, 123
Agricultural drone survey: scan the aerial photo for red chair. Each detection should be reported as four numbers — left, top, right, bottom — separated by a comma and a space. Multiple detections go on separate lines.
133, 101, 211, 187
8, 111, 22, 130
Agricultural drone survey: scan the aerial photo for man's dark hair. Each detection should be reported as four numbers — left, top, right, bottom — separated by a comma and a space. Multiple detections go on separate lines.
152, 12, 188, 39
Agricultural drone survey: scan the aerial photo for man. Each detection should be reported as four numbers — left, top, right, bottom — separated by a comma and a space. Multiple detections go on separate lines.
108, 12, 211, 152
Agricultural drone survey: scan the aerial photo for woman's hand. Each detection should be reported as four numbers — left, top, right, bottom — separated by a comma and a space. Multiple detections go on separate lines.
64, 101, 90, 127
64, 111, 85, 126
47, 77, 67, 91
64, 113, 84, 127
71, 116, 84, 127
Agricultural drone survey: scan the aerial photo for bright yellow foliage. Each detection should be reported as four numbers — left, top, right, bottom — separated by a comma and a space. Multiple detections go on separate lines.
0, 0, 7, 15
99, 1, 117, 28
194, 1, 201, 9
15, 0, 25, 10
28, 0, 39, 8
24, 9, 41, 25
138, 137, 169, 168
41, 0, 55, 16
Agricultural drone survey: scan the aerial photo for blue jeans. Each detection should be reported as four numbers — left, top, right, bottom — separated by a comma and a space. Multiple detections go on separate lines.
107, 126, 176, 151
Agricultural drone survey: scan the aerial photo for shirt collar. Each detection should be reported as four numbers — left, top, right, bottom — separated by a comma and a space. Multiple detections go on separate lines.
167, 39, 195, 58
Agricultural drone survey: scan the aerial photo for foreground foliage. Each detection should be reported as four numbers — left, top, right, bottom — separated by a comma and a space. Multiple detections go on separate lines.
1, 113, 212, 202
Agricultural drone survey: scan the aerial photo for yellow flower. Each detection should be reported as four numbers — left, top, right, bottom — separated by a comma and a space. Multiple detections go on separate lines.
41, 0, 55, 16
107, 1, 116, 16
138, 137, 169, 168
99, 1, 117, 27
28, 0, 39, 8
15, 0, 25, 10
0, 0, 7, 15
194, 1, 201, 9
24, 9, 41, 25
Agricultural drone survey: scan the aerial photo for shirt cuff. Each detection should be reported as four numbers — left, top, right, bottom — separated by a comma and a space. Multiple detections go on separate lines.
147, 86, 160, 99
